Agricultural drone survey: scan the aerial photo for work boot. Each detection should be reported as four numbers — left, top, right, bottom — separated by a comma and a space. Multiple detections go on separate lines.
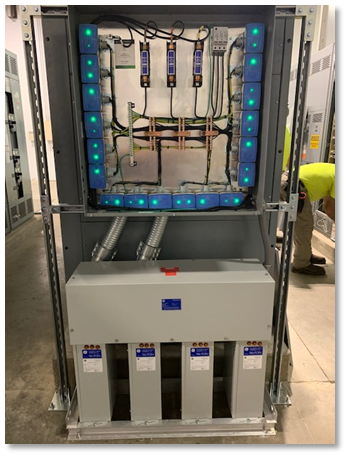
291, 264, 326, 276
310, 254, 326, 265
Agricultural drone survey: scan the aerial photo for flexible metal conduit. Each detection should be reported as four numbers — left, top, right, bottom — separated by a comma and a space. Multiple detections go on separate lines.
136, 216, 169, 261
91, 216, 127, 262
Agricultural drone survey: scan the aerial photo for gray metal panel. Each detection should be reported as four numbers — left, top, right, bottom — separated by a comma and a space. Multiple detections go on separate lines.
66, 260, 274, 344
182, 342, 214, 420
230, 341, 267, 418
128, 343, 162, 421
74, 344, 117, 422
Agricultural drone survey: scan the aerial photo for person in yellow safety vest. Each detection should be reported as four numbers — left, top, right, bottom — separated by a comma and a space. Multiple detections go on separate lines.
281, 163, 335, 275
283, 126, 291, 172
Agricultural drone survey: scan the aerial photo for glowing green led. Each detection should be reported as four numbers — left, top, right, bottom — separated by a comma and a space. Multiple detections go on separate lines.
152, 199, 158, 205
246, 141, 252, 147
105, 200, 109, 204
244, 177, 249, 183
252, 28, 259, 35
139, 199, 145, 205
90, 116, 97, 123
93, 142, 98, 148
250, 88, 254, 92
248, 127, 252, 132
250, 58, 257, 65
200, 198, 206, 205
248, 99, 255, 106
88, 88, 95, 95
87, 59, 93, 66
187, 199, 192, 204
224, 199, 228, 203
94, 168, 100, 175
129, 200, 133, 204
93, 154, 99, 160
234, 198, 240, 204
85, 28, 92, 36
253, 43, 257, 47
87, 44, 91, 48
246, 167, 249, 171
115, 199, 120, 206
247, 115, 253, 121
87, 72, 94, 79
177, 200, 181, 205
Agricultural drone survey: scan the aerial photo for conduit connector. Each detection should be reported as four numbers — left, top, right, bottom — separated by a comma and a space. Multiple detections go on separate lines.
91, 216, 127, 262
136, 216, 169, 261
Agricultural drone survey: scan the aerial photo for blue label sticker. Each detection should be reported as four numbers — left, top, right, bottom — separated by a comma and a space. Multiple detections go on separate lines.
162, 299, 181, 310
136, 348, 155, 357
82, 349, 102, 359
244, 347, 263, 356
190, 348, 210, 357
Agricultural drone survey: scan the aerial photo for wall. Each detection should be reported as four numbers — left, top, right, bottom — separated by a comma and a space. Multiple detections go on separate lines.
5, 9, 56, 181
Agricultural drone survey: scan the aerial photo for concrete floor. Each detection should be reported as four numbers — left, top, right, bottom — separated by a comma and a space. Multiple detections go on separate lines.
5, 193, 335, 444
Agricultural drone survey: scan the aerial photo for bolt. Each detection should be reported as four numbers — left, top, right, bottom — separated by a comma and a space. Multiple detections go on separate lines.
298, 7, 303, 13
34, 6, 39, 12
22, 19, 28, 26
24, 33, 30, 39
309, 7, 314, 13
21, 6, 27, 12
308, 20, 313, 25
307, 32, 312, 38
43, 216, 48, 223
42, 207, 48, 212
42, 197, 47, 202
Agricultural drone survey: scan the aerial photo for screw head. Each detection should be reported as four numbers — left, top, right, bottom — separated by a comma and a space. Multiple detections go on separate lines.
298, 7, 303, 13
307, 32, 312, 38
22, 19, 28, 26
308, 20, 313, 25
34, 6, 39, 12
309, 7, 314, 13
24, 33, 30, 39
21, 6, 27, 12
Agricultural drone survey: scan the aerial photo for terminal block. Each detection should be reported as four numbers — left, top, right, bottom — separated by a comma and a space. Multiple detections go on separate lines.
211, 27, 228, 55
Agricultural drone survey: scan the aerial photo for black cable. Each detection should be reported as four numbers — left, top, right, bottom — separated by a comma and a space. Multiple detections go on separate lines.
225, 141, 231, 184
216, 55, 224, 119
170, 87, 174, 119
194, 87, 205, 120
142, 87, 147, 117
157, 140, 162, 186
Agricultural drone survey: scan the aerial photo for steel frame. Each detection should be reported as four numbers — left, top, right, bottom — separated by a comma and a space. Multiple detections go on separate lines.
20, 3, 314, 435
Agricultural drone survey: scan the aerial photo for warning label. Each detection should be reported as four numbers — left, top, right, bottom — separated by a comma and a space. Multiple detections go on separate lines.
82, 349, 103, 373
136, 348, 156, 371
310, 134, 320, 149
243, 346, 263, 370
190, 347, 210, 371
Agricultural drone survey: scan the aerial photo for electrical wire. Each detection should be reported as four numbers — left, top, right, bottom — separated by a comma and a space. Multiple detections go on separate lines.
170, 87, 174, 119
216, 55, 225, 119
142, 87, 147, 117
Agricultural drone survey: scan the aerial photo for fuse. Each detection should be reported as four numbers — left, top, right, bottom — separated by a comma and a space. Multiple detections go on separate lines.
167, 42, 176, 88
79, 24, 98, 54
125, 194, 149, 209
100, 194, 124, 207
196, 193, 219, 209
87, 139, 105, 164
193, 41, 204, 87
245, 23, 265, 53
242, 83, 261, 110
82, 84, 101, 111
239, 137, 257, 162
172, 193, 196, 209
89, 164, 106, 189
84, 112, 103, 138
219, 192, 244, 207
243, 54, 262, 82
149, 193, 172, 209
241, 111, 259, 136
238, 163, 256, 187
140, 42, 150, 87
80, 55, 99, 83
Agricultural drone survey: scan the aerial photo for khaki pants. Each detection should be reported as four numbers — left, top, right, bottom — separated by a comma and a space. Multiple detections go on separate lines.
281, 173, 313, 269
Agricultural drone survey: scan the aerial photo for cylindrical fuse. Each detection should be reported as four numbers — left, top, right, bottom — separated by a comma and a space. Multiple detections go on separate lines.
167, 41, 176, 87
193, 41, 204, 87
140, 42, 150, 87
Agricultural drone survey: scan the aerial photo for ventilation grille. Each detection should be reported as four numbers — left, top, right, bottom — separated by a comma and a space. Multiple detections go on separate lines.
313, 113, 323, 123
310, 54, 332, 75
5, 53, 19, 77
5, 54, 10, 73
18, 201, 26, 218
26, 197, 33, 215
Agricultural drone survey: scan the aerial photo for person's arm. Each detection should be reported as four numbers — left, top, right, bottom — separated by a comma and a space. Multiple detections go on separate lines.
323, 195, 335, 222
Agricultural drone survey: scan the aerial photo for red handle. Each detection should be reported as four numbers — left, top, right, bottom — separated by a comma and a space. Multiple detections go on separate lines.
161, 267, 179, 276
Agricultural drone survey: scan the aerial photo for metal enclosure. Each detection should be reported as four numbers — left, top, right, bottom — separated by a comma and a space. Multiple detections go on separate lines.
5, 49, 34, 232
20, 4, 315, 439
